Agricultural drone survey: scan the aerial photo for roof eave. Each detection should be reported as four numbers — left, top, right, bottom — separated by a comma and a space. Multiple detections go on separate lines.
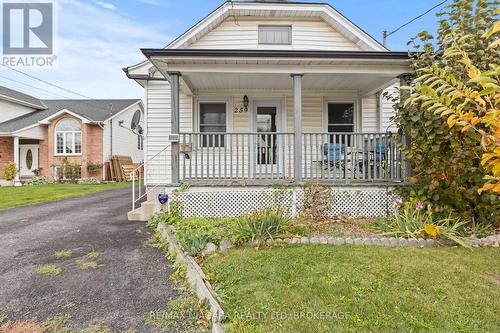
142, 49, 410, 60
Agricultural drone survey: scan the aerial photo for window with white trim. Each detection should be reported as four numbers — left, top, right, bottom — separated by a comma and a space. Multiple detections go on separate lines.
327, 103, 355, 145
327, 103, 354, 133
199, 102, 226, 147
55, 118, 82, 155
258, 25, 292, 44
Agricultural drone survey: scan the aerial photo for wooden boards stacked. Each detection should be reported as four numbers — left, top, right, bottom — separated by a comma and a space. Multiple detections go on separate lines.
107, 155, 141, 181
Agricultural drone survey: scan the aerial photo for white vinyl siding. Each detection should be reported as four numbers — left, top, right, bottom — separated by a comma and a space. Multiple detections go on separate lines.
102, 103, 145, 164
381, 84, 399, 131
0, 99, 38, 123
188, 17, 363, 50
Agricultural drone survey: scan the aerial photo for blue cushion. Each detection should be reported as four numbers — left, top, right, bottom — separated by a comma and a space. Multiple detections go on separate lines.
323, 143, 343, 161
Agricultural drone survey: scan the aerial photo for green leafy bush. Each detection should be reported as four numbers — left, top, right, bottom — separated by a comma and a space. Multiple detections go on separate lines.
178, 232, 211, 256
77, 177, 100, 185
233, 207, 288, 245
389, 0, 499, 226
373, 201, 469, 247
56, 158, 81, 183
26, 176, 49, 185
86, 161, 103, 176
3, 161, 17, 181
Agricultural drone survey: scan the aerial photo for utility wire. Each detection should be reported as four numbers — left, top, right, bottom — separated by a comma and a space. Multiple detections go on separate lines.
0, 63, 94, 99
0, 74, 73, 99
383, 0, 449, 45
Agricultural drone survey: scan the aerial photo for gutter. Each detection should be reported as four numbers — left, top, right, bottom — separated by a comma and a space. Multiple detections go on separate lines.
122, 67, 169, 81
141, 49, 410, 60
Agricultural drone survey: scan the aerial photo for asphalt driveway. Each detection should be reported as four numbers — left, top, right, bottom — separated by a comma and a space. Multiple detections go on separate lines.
0, 187, 179, 332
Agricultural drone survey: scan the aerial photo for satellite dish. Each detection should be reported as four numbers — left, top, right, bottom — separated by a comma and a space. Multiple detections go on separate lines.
131, 110, 141, 131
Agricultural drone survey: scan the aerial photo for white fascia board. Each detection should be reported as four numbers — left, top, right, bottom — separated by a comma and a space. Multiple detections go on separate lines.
0, 94, 45, 110
38, 109, 92, 124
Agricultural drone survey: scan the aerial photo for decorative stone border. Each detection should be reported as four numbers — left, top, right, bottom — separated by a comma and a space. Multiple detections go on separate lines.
203, 234, 500, 254
157, 223, 226, 333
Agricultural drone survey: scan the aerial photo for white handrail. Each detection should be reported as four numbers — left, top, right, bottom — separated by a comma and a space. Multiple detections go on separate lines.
131, 143, 171, 211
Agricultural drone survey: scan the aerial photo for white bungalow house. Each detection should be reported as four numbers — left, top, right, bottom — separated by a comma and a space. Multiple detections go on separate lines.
124, 0, 411, 221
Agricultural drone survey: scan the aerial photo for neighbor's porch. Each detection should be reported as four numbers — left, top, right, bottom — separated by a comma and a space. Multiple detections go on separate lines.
146, 49, 411, 186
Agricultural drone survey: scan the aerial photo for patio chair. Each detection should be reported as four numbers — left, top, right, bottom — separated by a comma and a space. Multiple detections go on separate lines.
322, 143, 345, 169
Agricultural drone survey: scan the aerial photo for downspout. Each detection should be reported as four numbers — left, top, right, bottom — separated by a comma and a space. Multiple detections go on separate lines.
109, 118, 113, 157
96, 122, 106, 181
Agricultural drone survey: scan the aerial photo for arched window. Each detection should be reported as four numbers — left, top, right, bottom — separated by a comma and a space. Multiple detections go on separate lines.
55, 118, 82, 155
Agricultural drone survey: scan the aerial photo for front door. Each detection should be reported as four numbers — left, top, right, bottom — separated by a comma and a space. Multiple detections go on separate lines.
19, 144, 39, 177
253, 100, 282, 176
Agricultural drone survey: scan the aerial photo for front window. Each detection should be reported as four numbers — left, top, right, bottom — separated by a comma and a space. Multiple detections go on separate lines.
199, 102, 226, 147
327, 103, 355, 145
55, 118, 82, 155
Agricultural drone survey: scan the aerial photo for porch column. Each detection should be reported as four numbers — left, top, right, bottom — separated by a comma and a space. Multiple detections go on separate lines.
13, 136, 21, 186
291, 74, 303, 182
169, 72, 181, 185
399, 74, 413, 178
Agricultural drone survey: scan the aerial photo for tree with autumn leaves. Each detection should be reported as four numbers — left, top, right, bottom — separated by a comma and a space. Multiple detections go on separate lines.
394, 0, 499, 226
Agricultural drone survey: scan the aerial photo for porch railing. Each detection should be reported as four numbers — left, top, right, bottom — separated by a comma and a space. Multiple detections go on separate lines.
179, 132, 407, 184
180, 132, 295, 183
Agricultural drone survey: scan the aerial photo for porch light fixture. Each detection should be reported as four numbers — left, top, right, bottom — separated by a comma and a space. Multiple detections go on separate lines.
235, 95, 249, 113
243, 95, 249, 109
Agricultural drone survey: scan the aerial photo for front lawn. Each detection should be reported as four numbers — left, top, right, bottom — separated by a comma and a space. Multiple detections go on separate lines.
0, 182, 130, 210
204, 246, 500, 332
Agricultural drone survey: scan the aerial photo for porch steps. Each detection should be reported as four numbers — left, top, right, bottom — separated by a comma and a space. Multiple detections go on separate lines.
127, 199, 161, 222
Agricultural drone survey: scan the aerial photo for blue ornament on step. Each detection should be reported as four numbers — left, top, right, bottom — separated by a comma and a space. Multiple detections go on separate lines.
158, 193, 169, 205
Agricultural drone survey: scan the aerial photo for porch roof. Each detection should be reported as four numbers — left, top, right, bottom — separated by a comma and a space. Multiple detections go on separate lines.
143, 49, 410, 95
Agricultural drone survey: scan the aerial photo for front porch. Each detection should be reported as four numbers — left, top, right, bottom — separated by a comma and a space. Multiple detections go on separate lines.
178, 131, 408, 185
143, 49, 411, 187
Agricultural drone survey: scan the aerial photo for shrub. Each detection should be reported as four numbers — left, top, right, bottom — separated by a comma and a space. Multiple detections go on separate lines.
26, 176, 49, 186
233, 207, 288, 246
178, 232, 211, 256
389, 0, 499, 226
86, 161, 103, 176
56, 158, 81, 183
300, 183, 333, 223
3, 161, 17, 181
373, 201, 469, 247
77, 177, 100, 185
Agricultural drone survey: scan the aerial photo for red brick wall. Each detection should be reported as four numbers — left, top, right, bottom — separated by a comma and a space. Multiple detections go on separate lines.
0, 137, 14, 177
43, 114, 103, 181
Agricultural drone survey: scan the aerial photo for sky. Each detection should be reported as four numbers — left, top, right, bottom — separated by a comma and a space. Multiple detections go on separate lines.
0, 0, 446, 100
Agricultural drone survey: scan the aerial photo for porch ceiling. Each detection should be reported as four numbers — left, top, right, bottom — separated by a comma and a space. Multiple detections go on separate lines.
181, 72, 397, 94
147, 50, 410, 95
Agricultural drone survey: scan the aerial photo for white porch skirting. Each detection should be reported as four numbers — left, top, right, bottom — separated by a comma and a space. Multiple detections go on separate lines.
159, 186, 397, 218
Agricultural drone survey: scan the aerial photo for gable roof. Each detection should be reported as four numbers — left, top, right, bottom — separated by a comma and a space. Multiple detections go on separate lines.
0, 85, 46, 109
168, 1, 386, 51
125, 0, 387, 77
0, 99, 141, 133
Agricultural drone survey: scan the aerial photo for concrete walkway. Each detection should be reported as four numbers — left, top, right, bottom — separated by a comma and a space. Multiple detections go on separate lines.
0, 187, 179, 332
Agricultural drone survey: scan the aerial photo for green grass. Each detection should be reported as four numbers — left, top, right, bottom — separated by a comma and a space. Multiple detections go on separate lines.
0, 182, 130, 210
204, 246, 500, 333
36, 264, 62, 276
54, 250, 73, 258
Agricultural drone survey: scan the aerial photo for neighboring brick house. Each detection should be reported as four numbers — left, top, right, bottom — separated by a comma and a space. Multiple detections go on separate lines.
0, 85, 144, 184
